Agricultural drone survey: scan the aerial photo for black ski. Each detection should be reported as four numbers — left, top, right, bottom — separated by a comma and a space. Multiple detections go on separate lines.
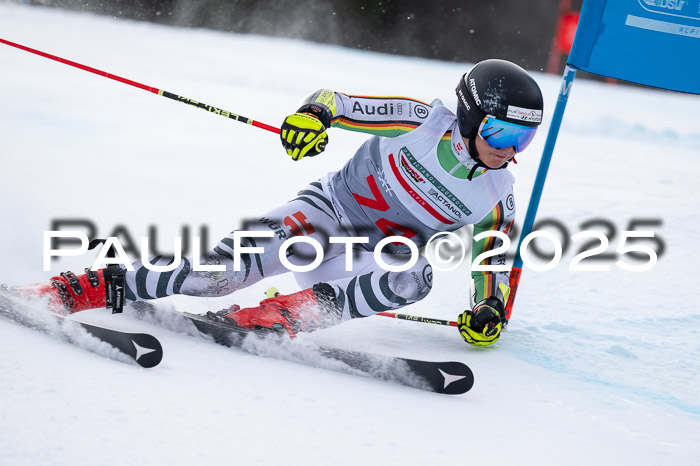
133, 303, 473, 394
72, 320, 163, 368
184, 312, 473, 394
0, 291, 162, 368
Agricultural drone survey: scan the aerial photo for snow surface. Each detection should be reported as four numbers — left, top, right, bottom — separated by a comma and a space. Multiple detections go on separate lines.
1, 3, 700, 465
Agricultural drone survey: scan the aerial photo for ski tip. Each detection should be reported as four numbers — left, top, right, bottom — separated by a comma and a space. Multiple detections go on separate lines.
78, 321, 164, 369
131, 335, 163, 368
436, 362, 474, 394
407, 360, 474, 395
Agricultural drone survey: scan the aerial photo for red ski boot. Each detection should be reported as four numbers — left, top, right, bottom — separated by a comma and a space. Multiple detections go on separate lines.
210, 283, 341, 338
15, 265, 126, 315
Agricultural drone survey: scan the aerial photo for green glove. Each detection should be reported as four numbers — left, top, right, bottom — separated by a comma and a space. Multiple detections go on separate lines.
280, 112, 328, 161
458, 297, 506, 347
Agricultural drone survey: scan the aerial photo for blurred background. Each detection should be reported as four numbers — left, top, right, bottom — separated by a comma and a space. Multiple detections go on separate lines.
21, 0, 584, 75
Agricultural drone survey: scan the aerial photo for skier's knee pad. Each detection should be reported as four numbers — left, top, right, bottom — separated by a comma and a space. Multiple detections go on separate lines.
389, 256, 433, 303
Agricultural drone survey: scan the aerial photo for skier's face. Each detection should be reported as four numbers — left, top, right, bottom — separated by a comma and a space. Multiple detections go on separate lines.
475, 135, 515, 169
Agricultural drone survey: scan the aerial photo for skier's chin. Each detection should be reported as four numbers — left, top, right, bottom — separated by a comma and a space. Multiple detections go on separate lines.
482, 156, 510, 169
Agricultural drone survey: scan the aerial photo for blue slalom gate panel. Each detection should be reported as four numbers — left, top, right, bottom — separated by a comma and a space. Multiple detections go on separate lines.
569, 0, 700, 94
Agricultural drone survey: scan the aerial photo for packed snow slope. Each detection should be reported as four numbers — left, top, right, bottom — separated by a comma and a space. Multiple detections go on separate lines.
1, 3, 700, 465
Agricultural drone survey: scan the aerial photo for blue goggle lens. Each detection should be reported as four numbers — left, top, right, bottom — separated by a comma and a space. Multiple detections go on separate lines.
478, 116, 537, 153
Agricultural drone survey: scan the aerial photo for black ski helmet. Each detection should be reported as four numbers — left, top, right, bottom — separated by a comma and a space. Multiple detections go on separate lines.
456, 59, 544, 142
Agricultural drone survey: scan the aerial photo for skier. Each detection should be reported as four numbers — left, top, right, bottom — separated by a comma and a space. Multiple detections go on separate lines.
19, 59, 543, 347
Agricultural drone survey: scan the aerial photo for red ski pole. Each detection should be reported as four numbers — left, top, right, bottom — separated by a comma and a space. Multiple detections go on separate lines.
376, 312, 458, 327
0, 37, 280, 134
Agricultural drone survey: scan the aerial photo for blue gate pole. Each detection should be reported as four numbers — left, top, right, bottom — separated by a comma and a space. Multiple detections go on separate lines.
505, 65, 577, 321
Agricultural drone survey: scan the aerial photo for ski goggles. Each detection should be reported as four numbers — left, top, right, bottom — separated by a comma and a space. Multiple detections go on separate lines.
478, 115, 538, 153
